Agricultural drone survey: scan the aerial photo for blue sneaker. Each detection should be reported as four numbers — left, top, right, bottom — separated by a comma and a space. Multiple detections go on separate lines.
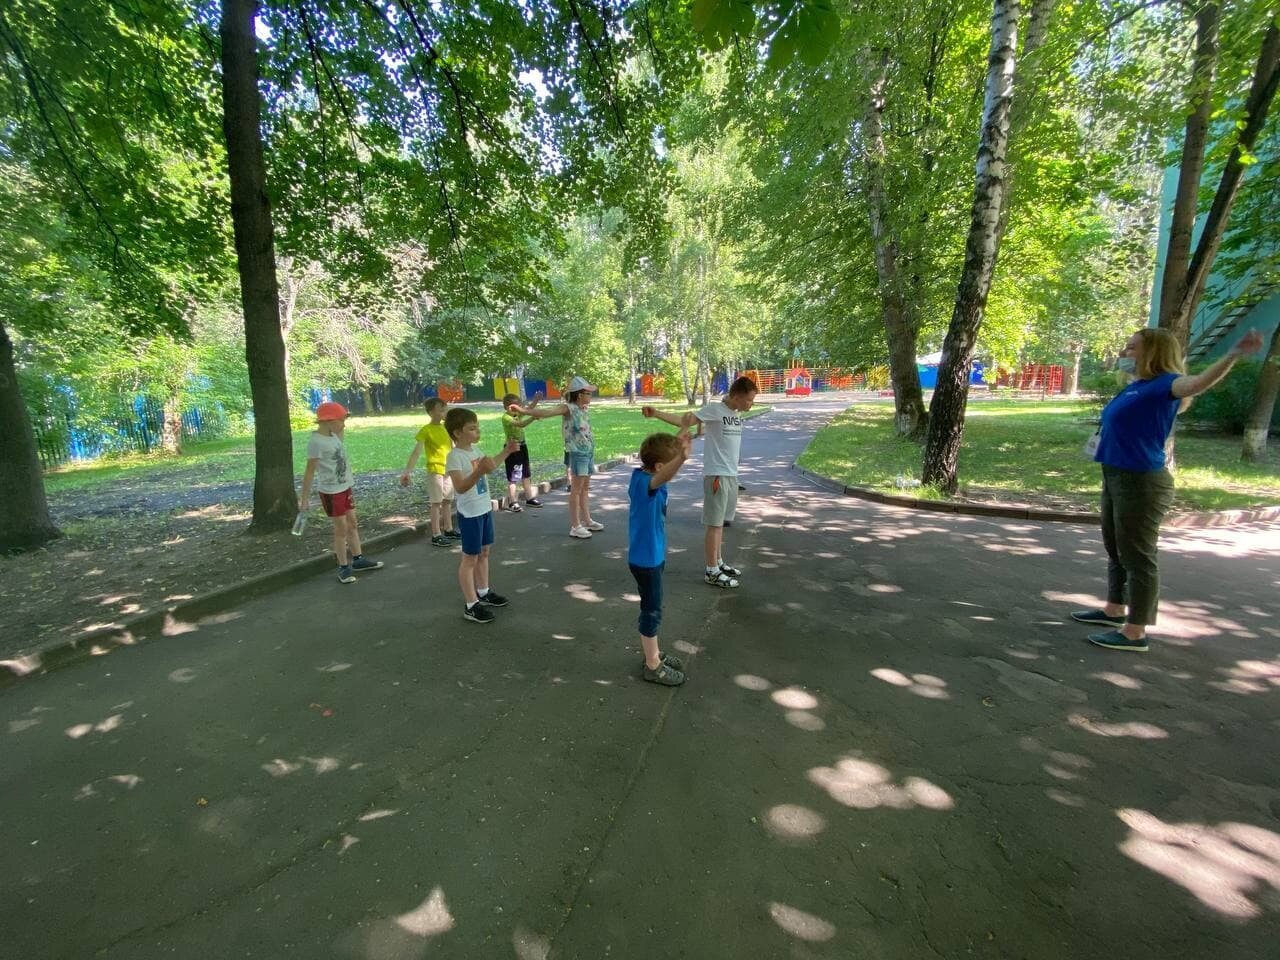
1072, 609, 1123, 628
351, 555, 383, 572
1087, 630, 1148, 653
337, 565, 356, 584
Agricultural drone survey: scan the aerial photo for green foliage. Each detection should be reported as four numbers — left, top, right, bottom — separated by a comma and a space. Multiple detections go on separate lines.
1184, 360, 1280, 433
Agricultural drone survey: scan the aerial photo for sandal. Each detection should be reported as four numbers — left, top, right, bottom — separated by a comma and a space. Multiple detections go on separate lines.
718, 562, 741, 577
704, 570, 740, 589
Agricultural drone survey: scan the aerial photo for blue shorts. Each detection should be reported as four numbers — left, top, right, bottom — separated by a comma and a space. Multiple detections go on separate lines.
457, 511, 495, 556
568, 450, 594, 477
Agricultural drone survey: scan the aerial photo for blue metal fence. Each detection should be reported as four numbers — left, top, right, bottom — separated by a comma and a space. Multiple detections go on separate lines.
32, 397, 229, 469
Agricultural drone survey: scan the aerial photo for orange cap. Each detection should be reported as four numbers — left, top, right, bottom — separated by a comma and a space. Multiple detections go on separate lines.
314, 401, 349, 421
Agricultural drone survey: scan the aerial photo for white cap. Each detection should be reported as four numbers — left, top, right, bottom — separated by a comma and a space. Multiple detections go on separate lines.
567, 376, 597, 392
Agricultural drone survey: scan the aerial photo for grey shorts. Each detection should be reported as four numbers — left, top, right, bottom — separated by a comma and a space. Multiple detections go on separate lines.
702, 475, 738, 527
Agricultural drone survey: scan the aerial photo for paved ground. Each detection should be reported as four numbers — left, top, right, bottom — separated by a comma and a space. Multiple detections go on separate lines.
3, 398, 1278, 960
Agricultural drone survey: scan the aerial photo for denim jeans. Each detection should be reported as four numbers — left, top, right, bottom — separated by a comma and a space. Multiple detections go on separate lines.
629, 562, 664, 637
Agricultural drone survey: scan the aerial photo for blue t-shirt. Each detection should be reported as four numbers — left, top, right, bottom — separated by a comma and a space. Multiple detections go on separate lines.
1095, 373, 1180, 472
627, 468, 668, 568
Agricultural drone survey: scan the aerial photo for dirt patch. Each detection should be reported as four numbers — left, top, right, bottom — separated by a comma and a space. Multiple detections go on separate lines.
1, 470, 421, 663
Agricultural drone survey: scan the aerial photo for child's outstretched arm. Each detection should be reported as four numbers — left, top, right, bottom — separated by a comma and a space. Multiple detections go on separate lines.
494, 439, 521, 463
640, 405, 690, 428
399, 441, 424, 487
649, 432, 692, 490
513, 402, 568, 419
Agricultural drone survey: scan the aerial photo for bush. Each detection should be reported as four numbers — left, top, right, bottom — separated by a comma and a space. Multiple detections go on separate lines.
863, 364, 890, 390
1184, 360, 1278, 434
1077, 369, 1128, 413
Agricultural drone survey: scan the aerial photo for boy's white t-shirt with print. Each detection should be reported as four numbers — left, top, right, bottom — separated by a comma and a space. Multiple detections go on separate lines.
446, 446, 493, 518
695, 401, 745, 477
306, 432, 354, 493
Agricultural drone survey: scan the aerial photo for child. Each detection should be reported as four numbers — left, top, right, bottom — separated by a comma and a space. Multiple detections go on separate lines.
629, 430, 694, 686
299, 401, 384, 583
444, 407, 520, 623
500, 392, 545, 512
399, 396, 462, 547
515, 376, 601, 539
644, 375, 757, 588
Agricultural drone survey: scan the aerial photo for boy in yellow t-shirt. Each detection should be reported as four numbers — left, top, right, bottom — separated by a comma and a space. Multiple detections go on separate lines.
399, 397, 461, 547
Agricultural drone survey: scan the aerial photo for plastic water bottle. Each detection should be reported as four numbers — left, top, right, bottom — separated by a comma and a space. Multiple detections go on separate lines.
291, 513, 307, 536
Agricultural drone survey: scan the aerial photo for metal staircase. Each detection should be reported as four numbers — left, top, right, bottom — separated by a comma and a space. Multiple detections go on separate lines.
1186, 278, 1278, 361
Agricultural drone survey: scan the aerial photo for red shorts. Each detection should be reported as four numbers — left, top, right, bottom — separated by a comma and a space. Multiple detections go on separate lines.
319, 488, 355, 517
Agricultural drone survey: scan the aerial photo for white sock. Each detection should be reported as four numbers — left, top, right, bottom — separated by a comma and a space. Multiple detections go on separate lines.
477, 587, 490, 597
706, 565, 719, 575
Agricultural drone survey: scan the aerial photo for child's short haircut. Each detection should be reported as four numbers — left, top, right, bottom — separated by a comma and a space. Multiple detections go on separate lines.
424, 396, 446, 413
444, 407, 477, 440
728, 375, 758, 396
640, 433, 682, 470
567, 389, 585, 404
502, 393, 519, 409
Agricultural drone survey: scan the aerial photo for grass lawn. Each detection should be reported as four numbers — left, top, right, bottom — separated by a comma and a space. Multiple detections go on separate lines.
796, 399, 1280, 513
43, 400, 761, 497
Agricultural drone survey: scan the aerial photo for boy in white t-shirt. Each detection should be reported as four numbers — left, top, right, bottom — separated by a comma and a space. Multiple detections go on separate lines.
444, 407, 520, 624
644, 375, 757, 588
298, 401, 384, 584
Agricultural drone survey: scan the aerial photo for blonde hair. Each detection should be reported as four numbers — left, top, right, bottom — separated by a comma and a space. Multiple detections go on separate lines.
1135, 328, 1186, 379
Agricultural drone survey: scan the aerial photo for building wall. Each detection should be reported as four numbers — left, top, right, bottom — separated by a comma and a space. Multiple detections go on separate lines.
1148, 161, 1279, 362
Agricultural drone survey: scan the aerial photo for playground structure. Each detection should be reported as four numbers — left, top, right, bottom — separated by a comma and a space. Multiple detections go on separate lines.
996, 364, 1065, 393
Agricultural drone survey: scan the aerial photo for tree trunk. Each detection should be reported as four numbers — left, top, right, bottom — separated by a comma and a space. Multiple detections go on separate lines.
161, 393, 183, 455
1175, 22, 1280, 337
221, 0, 297, 531
0, 319, 61, 552
627, 356, 636, 405
360, 386, 374, 413
994, 0, 1058, 244
1242, 321, 1280, 461
678, 336, 694, 406
1065, 343, 1082, 397
864, 52, 927, 440
922, 0, 1020, 493
1157, 3, 1220, 345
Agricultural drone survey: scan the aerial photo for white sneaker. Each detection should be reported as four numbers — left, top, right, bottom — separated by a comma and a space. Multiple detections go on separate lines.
584, 520, 604, 531
569, 525, 593, 538
509, 502, 524, 513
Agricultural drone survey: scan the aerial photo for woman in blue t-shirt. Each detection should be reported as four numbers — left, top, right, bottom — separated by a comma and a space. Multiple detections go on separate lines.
1071, 326, 1263, 652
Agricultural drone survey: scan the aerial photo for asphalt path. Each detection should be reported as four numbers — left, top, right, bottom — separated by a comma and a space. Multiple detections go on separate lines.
3, 398, 1278, 960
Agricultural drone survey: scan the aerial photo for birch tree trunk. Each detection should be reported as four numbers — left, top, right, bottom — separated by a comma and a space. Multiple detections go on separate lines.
221, 0, 298, 531
0, 318, 61, 552
1242, 321, 1280, 461
864, 52, 927, 440
922, 0, 1020, 493
1157, 4, 1220, 345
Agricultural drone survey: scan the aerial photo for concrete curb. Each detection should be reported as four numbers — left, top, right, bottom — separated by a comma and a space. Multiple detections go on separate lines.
792, 465, 1280, 529
1, 454, 641, 691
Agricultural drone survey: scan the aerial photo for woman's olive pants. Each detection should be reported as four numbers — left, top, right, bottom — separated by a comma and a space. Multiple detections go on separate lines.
1100, 465, 1174, 626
